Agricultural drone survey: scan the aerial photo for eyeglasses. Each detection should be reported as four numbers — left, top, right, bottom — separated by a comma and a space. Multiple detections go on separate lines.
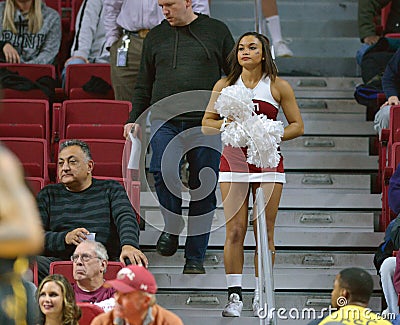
70, 253, 100, 263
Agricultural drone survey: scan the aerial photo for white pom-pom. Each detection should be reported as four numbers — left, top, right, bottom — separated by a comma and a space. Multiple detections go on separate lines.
215, 85, 254, 121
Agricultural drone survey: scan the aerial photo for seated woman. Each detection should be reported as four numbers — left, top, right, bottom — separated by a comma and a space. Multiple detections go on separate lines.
0, 0, 61, 64
37, 274, 81, 325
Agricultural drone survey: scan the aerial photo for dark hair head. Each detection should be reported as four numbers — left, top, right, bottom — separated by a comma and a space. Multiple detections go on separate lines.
338, 268, 373, 304
59, 139, 92, 161
37, 274, 81, 325
226, 32, 278, 86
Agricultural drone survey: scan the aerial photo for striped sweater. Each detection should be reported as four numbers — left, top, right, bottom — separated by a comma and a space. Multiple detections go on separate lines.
37, 178, 139, 260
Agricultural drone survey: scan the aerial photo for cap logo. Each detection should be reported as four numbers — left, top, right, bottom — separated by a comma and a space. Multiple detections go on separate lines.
117, 268, 136, 281
140, 284, 148, 291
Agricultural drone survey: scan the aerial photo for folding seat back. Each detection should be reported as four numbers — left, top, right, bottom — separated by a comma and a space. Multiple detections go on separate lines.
77, 303, 104, 325
65, 64, 114, 99
0, 99, 50, 142
44, 0, 62, 15
60, 100, 131, 140
26, 177, 45, 195
58, 139, 125, 178
0, 137, 49, 182
0, 64, 56, 99
49, 261, 123, 283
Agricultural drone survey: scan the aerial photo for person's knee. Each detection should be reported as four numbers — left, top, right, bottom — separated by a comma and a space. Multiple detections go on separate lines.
374, 105, 391, 134
226, 224, 247, 245
380, 257, 396, 278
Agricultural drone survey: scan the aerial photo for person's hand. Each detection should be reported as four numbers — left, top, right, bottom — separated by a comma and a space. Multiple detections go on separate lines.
120, 245, 148, 267
123, 123, 141, 139
64, 55, 89, 66
363, 35, 380, 45
65, 227, 89, 245
388, 96, 400, 106
3, 43, 20, 63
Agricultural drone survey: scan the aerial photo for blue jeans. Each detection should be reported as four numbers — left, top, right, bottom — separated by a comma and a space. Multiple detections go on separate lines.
61, 58, 87, 88
150, 120, 221, 262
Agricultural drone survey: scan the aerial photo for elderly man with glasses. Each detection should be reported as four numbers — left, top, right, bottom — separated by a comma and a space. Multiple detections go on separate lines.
71, 241, 116, 311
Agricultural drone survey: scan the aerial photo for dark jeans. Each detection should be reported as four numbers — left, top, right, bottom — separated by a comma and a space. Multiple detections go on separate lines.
150, 120, 221, 262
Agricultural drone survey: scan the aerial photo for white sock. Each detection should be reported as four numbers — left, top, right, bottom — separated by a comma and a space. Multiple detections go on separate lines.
254, 277, 259, 298
226, 274, 242, 288
265, 15, 282, 44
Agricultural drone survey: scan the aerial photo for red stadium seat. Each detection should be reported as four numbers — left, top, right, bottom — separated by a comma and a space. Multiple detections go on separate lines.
59, 99, 131, 140
77, 302, 104, 325
0, 99, 50, 147
26, 177, 45, 195
1, 137, 49, 183
65, 64, 114, 99
49, 260, 124, 284
0, 64, 56, 99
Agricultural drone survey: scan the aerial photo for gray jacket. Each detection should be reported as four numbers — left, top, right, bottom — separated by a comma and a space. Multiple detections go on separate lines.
0, 2, 61, 64
70, 0, 108, 63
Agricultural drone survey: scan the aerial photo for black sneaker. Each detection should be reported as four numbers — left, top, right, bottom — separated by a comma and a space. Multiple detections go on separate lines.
183, 260, 205, 274
156, 232, 179, 256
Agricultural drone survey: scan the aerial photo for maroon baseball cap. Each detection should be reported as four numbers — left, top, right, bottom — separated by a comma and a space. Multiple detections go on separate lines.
105, 265, 157, 294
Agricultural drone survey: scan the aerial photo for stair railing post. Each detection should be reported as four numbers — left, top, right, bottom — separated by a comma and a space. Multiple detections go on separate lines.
254, 0, 266, 35
255, 187, 276, 325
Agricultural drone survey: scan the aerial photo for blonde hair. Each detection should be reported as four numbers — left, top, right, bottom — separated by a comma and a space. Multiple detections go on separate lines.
3, 0, 43, 34
37, 274, 81, 325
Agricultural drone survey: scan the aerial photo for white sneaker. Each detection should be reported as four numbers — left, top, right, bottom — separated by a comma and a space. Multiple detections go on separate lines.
273, 40, 293, 57
252, 295, 260, 317
222, 293, 243, 317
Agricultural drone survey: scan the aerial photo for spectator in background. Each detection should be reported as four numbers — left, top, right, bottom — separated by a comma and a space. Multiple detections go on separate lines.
37, 274, 81, 325
61, 0, 108, 85
262, 0, 293, 57
0, 143, 44, 324
0, 0, 61, 64
374, 47, 400, 135
123, 0, 234, 274
103, 0, 210, 101
91, 265, 183, 325
319, 268, 392, 325
72, 241, 116, 311
36, 139, 147, 283
357, 0, 400, 65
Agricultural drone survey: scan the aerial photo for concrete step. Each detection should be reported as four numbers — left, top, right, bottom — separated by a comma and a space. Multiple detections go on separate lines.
297, 99, 366, 114
223, 19, 358, 38
281, 137, 370, 152
139, 227, 384, 248
211, 0, 357, 21
301, 121, 374, 136
140, 191, 381, 210
145, 210, 374, 231
146, 251, 376, 269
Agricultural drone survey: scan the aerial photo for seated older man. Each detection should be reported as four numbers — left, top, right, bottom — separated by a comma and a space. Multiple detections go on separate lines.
72, 240, 116, 311
36, 139, 147, 282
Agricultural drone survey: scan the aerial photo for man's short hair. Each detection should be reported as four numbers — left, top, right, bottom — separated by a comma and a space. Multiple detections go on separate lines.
59, 139, 92, 161
338, 267, 373, 304
92, 241, 108, 261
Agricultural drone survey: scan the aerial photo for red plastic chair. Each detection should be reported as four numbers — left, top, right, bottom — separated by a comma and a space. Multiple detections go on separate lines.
65, 64, 114, 99
44, 0, 62, 15
0, 99, 50, 152
26, 177, 45, 195
77, 302, 104, 325
58, 99, 131, 140
70, 0, 84, 33
1, 137, 49, 183
382, 143, 400, 229
49, 260, 124, 284
0, 64, 56, 99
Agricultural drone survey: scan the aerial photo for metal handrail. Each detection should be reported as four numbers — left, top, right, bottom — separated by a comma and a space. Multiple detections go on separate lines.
254, 0, 266, 35
255, 187, 276, 325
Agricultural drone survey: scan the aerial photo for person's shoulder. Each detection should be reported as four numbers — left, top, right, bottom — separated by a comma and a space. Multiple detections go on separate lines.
198, 14, 230, 29
90, 309, 114, 325
38, 182, 64, 195
92, 178, 124, 190
215, 77, 230, 91
41, 4, 61, 21
154, 304, 184, 324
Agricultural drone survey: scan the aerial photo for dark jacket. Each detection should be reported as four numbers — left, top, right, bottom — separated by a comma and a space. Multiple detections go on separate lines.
127, 13, 234, 123
358, 0, 400, 42
381, 46, 400, 98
